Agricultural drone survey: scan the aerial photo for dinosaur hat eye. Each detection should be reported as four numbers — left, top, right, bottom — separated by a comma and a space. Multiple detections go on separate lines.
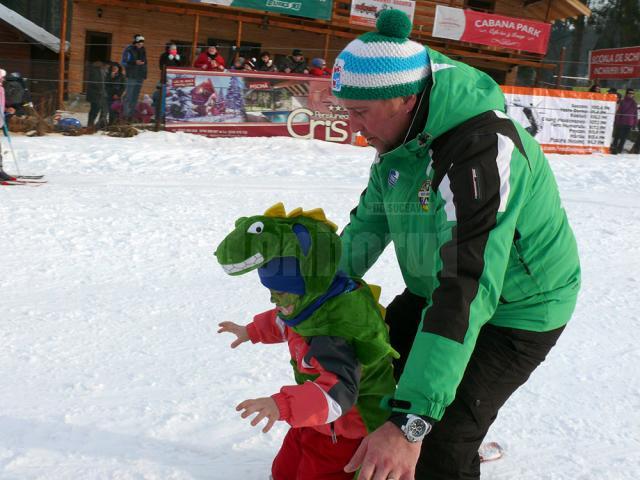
247, 221, 264, 234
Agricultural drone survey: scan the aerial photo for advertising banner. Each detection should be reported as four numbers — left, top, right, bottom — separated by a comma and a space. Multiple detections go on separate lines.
191, 0, 333, 20
349, 0, 416, 28
589, 46, 640, 80
432, 6, 551, 55
502, 86, 617, 154
165, 68, 356, 144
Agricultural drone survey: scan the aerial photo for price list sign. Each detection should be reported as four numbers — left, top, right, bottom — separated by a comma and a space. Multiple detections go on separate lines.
501, 86, 618, 154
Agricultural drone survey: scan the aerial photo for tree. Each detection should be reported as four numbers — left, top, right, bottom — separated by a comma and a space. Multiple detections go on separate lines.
225, 76, 246, 116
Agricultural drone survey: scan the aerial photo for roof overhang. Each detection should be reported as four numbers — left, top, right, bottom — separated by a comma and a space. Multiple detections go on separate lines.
0, 3, 70, 54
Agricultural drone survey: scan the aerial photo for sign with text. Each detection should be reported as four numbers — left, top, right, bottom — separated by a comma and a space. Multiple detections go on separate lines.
432, 6, 551, 55
502, 86, 617, 154
349, 0, 416, 28
165, 68, 357, 144
589, 46, 640, 80
191, 0, 333, 20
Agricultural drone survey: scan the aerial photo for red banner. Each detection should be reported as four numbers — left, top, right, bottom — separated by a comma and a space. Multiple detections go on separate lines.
164, 68, 360, 144
589, 46, 640, 80
432, 6, 551, 55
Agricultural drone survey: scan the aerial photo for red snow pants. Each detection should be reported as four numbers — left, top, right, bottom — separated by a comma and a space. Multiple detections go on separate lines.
271, 427, 362, 480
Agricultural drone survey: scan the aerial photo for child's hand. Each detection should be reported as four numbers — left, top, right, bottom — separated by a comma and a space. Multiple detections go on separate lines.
236, 397, 280, 433
217, 321, 250, 348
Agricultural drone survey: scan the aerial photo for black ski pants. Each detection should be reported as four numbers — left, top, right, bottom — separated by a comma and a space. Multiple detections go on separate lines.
385, 289, 564, 480
612, 125, 632, 154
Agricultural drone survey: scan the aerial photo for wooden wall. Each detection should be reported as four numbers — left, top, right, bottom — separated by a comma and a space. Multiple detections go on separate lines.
68, 1, 350, 95
0, 23, 32, 79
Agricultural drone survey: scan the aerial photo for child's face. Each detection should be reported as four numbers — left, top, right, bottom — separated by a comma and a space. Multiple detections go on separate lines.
269, 290, 300, 316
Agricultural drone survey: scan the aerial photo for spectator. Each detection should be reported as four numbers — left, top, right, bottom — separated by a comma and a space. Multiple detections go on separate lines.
608, 87, 621, 104
611, 88, 638, 154
86, 60, 107, 129
159, 43, 183, 71
230, 56, 246, 71
4, 71, 31, 119
0, 68, 13, 182
194, 45, 225, 71
279, 49, 309, 74
121, 33, 147, 120
134, 94, 155, 123
309, 58, 330, 77
105, 62, 126, 125
588, 83, 601, 93
243, 57, 256, 71
255, 51, 277, 72
152, 81, 165, 122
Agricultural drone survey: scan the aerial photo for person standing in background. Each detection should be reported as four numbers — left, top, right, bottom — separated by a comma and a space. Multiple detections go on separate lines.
121, 34, 147, 121
194, 45, 225, 71
611, 88, 637, 154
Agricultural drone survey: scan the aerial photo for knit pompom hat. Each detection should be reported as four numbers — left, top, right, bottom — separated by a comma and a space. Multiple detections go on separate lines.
331, 9, 430, 100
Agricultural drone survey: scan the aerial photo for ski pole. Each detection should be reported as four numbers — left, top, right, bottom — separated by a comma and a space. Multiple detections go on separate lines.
2, 124, 22, 177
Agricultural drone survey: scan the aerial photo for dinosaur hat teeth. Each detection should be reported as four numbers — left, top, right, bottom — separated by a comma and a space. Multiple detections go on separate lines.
220, 252, 265, 274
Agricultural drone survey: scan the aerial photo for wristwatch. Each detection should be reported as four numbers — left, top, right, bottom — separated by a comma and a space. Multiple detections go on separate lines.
389, 414, 432, 443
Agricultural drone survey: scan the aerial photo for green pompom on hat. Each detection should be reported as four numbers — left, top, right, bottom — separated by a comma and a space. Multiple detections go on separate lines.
331, 9, 430, 100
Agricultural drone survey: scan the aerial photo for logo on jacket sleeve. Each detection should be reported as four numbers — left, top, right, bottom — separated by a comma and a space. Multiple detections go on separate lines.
418, 180, 431, 212
332, 59, 344, 92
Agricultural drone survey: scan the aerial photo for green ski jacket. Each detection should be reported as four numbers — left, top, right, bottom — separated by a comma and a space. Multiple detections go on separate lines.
339, 48, 581, 421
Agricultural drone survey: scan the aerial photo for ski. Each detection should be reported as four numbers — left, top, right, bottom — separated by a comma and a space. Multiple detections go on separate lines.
15, 175, 45, 180
1, 179, 44, 187
13, 178, 47, 184
479, 442, 503, 463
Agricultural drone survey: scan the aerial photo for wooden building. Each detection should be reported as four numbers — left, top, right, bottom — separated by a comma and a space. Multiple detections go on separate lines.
66, 0, 591, 97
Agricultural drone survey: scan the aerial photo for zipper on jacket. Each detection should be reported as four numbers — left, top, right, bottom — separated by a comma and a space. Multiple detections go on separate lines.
513, 229, 532, 275
330, 422, 337, 444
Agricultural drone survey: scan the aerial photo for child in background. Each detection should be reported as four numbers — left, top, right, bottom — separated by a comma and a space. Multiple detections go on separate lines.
309, 58, 331, 77
215, 203, 398, 480
0, 68, 14, 182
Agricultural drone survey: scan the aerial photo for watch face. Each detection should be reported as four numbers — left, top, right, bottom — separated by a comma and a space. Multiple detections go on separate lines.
408, 418, 427, 437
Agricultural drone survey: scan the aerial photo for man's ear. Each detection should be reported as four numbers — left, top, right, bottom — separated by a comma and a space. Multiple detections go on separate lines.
403, 94, 418, 112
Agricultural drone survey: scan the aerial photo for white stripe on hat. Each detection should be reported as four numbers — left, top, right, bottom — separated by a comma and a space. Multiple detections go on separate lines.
339, 65, 431, 89
342, 38, 425, 59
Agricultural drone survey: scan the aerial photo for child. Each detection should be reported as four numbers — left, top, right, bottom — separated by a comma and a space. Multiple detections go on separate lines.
215, 203, 398, 480
309, 58, 330, 77
0, 68, 14, 182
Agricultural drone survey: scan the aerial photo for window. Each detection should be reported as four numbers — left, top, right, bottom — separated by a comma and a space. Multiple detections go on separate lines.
465, 0, 496, 12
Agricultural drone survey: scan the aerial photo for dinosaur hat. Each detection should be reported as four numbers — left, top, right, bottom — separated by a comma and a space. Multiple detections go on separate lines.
214, 203, 342, 313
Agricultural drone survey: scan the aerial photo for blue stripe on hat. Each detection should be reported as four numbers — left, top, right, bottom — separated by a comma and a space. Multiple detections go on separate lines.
338, 49, 428, 75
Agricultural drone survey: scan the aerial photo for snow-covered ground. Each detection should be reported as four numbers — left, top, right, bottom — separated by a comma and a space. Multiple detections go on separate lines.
1, 132, 638, 479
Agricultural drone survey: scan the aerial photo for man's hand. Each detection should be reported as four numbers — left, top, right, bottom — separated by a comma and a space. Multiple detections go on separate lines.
236, 397, 280, 433
344, 421, 422, 480
135, 60, 145, 65
217, 321, 250, 348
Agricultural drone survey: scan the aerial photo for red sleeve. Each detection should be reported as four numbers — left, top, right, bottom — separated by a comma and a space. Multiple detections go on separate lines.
271, 336, 361, 428
246, 309, 287, 344
194, 53, 209, 69
216, 54, 226, 68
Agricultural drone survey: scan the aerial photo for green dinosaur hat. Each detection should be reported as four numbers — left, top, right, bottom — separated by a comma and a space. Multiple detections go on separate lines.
214, 203, 342, 313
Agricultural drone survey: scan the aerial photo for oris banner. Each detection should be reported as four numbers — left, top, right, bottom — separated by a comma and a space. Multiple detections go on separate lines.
432, 5, 551, 55
164, 68, 357, 144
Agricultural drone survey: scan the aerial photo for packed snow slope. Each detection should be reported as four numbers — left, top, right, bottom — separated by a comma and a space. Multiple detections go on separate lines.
1, 132, 638, 479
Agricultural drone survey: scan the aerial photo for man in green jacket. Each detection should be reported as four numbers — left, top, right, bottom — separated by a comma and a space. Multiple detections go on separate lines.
333, 10, 581, 480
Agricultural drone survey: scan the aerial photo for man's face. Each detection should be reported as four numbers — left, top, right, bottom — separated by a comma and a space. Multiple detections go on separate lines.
339, 96, 417, 153
627, 91, 635, 97
135, 41, 144, 49
294, 55, 304, 62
